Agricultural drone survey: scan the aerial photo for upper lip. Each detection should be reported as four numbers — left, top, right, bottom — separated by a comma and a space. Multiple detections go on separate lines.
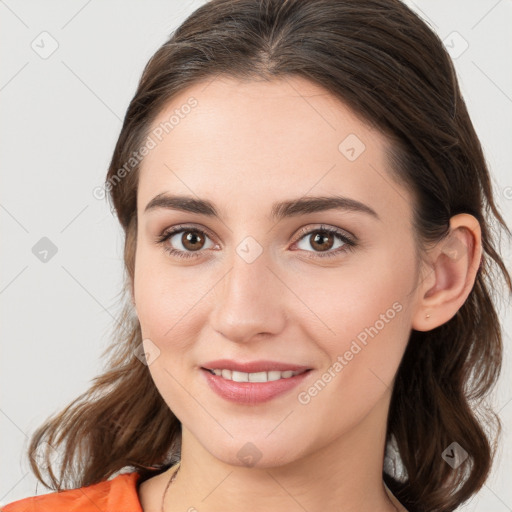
201, 359, 311, 373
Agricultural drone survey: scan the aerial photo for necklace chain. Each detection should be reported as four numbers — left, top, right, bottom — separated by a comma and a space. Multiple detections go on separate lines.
160, 463, 181, 512
160, 464, 399, 512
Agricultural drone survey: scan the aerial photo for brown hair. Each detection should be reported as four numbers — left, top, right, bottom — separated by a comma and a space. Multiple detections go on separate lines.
26, 1, 511, 510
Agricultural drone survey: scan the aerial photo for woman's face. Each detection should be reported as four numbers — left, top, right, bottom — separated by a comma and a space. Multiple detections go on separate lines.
134, 76, 423, 467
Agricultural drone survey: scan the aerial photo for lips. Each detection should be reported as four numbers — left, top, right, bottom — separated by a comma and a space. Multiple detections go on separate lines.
200, 359, 313, 404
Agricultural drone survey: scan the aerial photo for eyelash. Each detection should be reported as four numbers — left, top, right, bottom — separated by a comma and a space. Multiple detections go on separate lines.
155, 224, 357, 260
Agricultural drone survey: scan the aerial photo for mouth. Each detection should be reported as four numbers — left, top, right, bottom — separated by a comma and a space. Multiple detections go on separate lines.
199, 361, 314, 404
201, 367, 311, 382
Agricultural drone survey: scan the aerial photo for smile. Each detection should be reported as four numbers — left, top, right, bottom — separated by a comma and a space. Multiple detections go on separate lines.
204, 368, 309, 382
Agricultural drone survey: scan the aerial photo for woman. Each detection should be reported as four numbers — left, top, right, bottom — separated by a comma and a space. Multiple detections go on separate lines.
3, 0, 510, 511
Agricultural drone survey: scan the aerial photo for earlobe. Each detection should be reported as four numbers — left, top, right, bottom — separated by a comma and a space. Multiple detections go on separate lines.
412, 214, 482, 332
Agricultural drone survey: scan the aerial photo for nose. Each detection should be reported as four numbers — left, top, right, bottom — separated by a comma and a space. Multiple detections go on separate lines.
209, 247, 288, 344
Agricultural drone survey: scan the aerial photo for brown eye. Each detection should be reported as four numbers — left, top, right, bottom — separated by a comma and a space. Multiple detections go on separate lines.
309, 231, 336, 252
156, 225, 216, 260
293, 225, 356, 259
180, 230, 206, 251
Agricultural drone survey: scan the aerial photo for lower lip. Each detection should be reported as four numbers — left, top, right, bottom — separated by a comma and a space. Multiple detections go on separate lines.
201, 368, 312, 404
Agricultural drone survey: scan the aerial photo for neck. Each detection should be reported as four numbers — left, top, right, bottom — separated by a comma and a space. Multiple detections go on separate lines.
162, 390, 398, 512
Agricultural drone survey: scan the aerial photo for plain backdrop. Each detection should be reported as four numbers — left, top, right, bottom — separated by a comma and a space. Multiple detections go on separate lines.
1, 0, 511, 509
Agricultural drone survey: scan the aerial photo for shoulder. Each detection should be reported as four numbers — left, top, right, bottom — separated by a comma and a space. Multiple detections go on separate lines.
1, 472, 143, 512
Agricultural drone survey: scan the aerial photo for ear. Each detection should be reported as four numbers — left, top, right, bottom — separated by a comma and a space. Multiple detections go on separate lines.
412, 213, 482, 332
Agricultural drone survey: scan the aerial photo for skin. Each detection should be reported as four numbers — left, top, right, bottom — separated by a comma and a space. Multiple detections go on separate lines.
133, 76, 482, 512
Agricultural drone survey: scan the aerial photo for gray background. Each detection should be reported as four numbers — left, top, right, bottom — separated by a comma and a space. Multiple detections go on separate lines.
1, 0, 511, 509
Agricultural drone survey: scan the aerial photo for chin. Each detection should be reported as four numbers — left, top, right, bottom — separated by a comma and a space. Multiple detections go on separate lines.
201, 434, 302, 469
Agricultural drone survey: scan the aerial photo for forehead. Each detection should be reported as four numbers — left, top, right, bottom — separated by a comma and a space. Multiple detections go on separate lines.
137, 76, 410, 222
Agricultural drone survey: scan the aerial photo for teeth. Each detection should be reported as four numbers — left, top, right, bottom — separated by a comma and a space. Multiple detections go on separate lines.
267, 371, 283, 381
250, 371, 271, 382
209, 368, 305, 382
232, 370, 248, 382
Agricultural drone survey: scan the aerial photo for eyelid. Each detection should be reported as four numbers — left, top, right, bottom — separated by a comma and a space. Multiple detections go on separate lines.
292, 223, 356, 245
157, 223, 218, 243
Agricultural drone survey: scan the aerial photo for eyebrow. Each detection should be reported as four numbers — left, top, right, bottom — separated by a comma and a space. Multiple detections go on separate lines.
144, 193, 380, 221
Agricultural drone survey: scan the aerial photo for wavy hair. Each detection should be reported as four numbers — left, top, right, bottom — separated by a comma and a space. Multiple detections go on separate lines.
26, 1, 511, 510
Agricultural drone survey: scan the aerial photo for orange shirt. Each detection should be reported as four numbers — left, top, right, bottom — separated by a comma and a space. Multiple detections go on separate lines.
1, 472, 144, 512
2, 472, 409, 512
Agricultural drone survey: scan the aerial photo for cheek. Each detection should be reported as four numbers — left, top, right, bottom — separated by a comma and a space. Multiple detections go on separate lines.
297, 246, 415, 398
134, 246, 181, 338
133, 248, 214, 350
296, 246, 415, 345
